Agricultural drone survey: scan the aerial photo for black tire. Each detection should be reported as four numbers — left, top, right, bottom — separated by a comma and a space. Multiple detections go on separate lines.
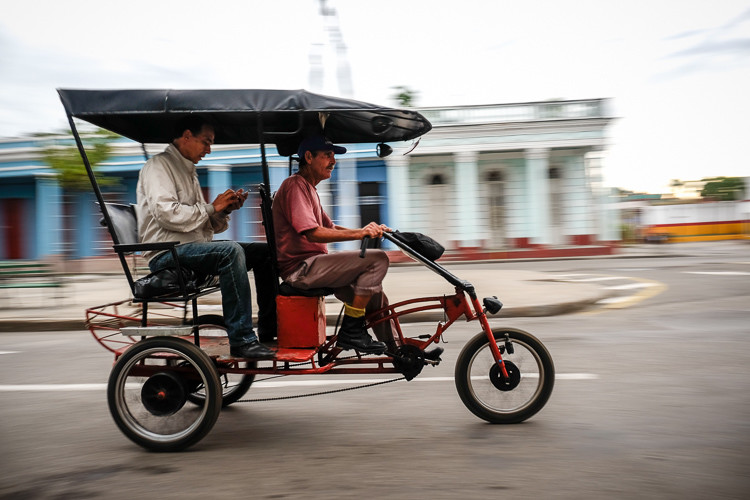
107, 337, 222, 452
186, 315, 255, 407
455, 327, 554, 424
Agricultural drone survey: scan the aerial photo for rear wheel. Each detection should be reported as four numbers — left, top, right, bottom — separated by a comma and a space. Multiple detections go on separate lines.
107, 337, 222, 452
455, 327, 554, 424
186, 315, 255, 407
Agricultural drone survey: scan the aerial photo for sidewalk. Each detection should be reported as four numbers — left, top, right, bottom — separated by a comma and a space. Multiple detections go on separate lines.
0, 242, 725, 332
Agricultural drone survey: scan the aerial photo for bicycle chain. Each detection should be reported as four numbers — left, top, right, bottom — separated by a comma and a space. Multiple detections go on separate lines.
234, 333, 410, 403
236, 375, 406, 403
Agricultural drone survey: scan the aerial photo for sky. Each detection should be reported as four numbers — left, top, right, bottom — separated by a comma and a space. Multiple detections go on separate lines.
1, 0, 749, 194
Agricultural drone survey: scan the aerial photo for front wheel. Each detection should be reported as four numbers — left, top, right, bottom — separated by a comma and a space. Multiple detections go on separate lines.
107, 337, 222, 452
455, 327, 554, 424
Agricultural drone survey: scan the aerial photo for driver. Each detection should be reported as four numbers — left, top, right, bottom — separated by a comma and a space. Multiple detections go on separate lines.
136, 115, 276, 360
272, 135, 394, 354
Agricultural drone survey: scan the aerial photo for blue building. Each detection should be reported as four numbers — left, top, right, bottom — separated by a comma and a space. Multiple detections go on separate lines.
0, 98, 617, 263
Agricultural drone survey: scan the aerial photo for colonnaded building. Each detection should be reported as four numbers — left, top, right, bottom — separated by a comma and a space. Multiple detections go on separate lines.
0, 98, 618, 263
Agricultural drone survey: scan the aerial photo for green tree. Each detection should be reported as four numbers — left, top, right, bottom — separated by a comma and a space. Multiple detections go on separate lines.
40, 128, 120, 260
391, 86, 419, 107
700, 176, 745, 201
41, 128, 118, 191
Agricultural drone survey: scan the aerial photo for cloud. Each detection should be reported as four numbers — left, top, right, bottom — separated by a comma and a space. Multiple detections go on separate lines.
655, 6, 750, 79
671, 37, 750, 58
0, 24, 225, 136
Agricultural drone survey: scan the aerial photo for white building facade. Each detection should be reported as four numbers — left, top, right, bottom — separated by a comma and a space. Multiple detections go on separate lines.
386, 99, 617, 254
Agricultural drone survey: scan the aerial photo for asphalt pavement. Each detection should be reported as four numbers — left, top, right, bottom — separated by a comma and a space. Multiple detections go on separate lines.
0, 243, 703, 332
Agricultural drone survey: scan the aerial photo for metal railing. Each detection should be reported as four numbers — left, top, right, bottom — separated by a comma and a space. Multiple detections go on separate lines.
419, 99, 610, 126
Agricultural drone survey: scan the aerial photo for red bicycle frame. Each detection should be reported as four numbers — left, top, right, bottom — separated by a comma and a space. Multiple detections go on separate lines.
85, 234, 509, 380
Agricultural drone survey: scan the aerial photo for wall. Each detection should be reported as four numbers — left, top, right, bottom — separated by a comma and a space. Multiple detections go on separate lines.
642, 201, 749, 242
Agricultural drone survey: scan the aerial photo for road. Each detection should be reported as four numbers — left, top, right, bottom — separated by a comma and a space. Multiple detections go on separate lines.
1, 244, 749, 499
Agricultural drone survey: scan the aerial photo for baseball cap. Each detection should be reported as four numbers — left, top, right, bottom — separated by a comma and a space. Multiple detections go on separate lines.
297, 135, 347, 159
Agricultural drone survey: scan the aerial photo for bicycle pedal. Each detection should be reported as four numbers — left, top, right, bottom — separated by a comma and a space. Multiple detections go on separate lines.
424, 346, 444, 361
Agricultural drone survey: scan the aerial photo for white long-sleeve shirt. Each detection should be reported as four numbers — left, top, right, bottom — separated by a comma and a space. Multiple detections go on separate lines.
136, 143, 229, 262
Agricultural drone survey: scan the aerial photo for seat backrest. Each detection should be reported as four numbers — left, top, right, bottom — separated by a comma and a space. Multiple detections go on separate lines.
258, 185, 281, 293
100, 202, 138, 246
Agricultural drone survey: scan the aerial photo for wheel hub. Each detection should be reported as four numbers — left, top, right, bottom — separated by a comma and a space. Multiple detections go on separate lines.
141, 371, 188, 416
489, 360, 521, 391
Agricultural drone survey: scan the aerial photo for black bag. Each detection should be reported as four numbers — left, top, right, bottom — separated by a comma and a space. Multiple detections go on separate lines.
132, 267, 205, 299
391, 231, 445, 261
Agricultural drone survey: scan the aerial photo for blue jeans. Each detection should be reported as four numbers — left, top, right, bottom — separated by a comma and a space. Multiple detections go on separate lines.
149, 241, 277, 346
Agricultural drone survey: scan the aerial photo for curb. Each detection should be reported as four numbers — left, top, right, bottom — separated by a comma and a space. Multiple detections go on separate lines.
0, 296, 603, 333
0, 319, 89, 333
3, 245, 692, 333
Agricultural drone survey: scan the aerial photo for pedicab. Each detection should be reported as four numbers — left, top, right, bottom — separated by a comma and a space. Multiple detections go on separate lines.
58, 88, 555, 452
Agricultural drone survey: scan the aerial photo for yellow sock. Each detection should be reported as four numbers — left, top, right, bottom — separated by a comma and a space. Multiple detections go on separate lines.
344, 304, 366, 318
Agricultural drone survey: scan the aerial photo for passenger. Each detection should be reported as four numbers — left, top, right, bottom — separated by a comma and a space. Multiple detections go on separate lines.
272, 135, 394, 354
136, 115, 276, 360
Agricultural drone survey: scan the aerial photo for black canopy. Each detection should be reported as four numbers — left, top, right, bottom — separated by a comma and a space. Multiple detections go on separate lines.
57, 88, 432, 156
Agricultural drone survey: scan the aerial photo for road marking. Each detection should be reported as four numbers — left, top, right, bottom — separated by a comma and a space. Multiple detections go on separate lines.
0, 351, 19, 355
684, 271, 750, 276
0, 384, 107, 391
597, 296, 634, 304
604, 282, 659, 291
553, 373, 599, 380
599, 277, 667, 309
254, 373, 598, 387
0, 373, 598, 392
554, 276, 623, 282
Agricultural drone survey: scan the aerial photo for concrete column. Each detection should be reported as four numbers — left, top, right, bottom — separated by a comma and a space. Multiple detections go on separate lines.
74, 191, 98, 258
206, 164, 234, 238
335, 157, 359, 228
385, 154, 410, 231
35, 174, 62, 259
503, 160, 525, 242
600, 154, 621, 242
454, 150, 481, 247
561, 154, 590, 241
268, 161, 291, 192
525, 148, 551, 245
586, 149, 617, 241
207, 164, 232, 203
333, 157, 359, 251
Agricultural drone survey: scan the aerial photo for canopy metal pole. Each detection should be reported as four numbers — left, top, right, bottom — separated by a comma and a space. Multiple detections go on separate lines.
62, 110, 118, 243
257, 114, 270, 192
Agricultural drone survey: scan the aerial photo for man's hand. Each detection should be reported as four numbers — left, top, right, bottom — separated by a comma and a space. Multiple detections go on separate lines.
361, 222, 391, 239
213, 188, 248, 213
229, 188, 249, 211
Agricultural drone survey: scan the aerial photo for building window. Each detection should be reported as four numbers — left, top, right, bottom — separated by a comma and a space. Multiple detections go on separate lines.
486, 170, 504, 182
429, 173, 446, 185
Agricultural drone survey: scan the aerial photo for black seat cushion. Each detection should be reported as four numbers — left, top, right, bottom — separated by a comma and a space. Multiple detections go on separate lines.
133, 267, 220, 299
279, 282, 334, 297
